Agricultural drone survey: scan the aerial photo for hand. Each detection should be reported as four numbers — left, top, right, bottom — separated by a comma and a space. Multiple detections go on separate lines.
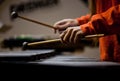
53, 19, 79, 33
60, 26, 84, 44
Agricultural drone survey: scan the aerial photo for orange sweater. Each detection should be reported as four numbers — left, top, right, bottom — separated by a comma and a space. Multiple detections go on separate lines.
76, 0, 120, 62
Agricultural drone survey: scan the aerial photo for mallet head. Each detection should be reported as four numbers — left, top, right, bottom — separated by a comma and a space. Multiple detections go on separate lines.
11, 11, 18, 20
22, 42, 28, 50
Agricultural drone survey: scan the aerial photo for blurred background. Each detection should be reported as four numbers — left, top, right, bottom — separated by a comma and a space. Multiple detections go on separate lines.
0, 0, 89, 38
0, 0, 100, 58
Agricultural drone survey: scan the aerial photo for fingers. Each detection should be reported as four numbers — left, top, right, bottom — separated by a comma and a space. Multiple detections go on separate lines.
53, 19, 68, 29
54, 28, 66, 34
60, 28, 73, 44
54, 22, 70, 34
74, 30, 83, 43
53, 19, 78, 34
70, 28, 78, 43
60, 27, 83, 44
60, 30, 67, 43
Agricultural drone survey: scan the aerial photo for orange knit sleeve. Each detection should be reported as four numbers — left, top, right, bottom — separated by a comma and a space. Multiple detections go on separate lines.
80, 4, 120, 36
76, 14, 91, 25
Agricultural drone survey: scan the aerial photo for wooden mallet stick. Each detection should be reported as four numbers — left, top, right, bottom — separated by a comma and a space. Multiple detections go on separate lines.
27, 34, 104, 46
11, 11, 55, 29
22, 34, 104, 50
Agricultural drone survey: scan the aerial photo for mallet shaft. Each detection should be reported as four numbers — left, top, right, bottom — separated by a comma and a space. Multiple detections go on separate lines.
18, 15, 55, 29
27, 34, 104, 46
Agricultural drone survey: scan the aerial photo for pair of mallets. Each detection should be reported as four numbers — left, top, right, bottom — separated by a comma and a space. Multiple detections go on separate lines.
11, 11, 104, 49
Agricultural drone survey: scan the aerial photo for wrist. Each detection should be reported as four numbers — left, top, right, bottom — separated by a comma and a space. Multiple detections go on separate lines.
74, 19, 79, 26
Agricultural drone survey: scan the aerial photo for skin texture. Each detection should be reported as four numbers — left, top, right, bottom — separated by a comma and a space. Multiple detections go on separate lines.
53, 19, 84, 44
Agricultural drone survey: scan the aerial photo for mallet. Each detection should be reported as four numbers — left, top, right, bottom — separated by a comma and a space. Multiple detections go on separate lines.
11, 11, 104, 38
22, 34, 104, 50
11, 11, 104, 50
11, 11, 56, 29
